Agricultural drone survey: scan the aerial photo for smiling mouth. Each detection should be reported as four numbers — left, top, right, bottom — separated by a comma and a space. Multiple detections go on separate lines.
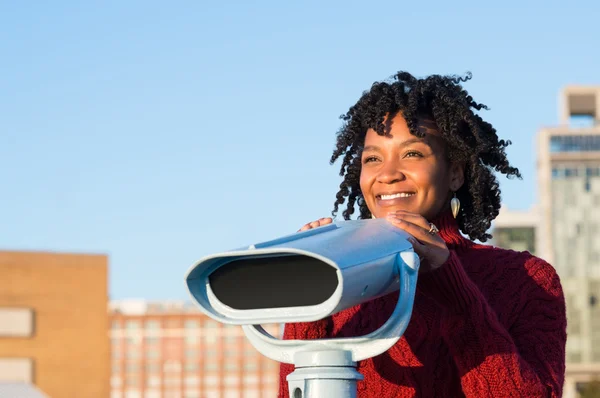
377, 193, 416, 200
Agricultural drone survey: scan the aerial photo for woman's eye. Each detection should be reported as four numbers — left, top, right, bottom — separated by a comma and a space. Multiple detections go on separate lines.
404, 151, 423, 158
363, 156, 379, 163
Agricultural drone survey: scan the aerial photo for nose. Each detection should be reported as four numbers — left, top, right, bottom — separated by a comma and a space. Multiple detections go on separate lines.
376, 160, 405, 184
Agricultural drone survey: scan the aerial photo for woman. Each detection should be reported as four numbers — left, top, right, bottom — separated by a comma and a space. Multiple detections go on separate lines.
278, 71, 566, 397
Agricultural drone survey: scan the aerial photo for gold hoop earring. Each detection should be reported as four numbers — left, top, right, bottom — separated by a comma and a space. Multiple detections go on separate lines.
451, 192, 460, 219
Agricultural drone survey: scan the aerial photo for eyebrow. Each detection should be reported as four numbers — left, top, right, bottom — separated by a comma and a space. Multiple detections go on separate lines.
362, 138, 429, 153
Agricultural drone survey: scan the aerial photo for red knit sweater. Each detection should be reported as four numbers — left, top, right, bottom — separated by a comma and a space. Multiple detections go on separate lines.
278, 211, 567, 397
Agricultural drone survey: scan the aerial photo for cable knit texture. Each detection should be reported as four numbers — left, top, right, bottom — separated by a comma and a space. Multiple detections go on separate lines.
278, 211, 567, 397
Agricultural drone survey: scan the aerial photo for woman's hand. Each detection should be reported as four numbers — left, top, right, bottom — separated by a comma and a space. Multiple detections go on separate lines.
385, 210, 450, 272
298, 217, 333, 232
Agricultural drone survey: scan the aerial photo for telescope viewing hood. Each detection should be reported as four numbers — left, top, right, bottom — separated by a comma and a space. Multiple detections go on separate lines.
185, 218, 420, 325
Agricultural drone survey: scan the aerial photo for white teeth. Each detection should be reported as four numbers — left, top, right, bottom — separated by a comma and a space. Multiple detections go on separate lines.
380, 193, 414, 200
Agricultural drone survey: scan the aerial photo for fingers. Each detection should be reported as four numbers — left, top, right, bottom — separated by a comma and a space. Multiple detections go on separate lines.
406, 234, 428, 256
298, 217, 333, 232
385, 215, 440, 245
386, 210, 430, 231
385, 214, 449, 271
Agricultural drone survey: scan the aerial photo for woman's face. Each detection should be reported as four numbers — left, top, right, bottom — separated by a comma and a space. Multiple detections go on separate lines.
359, 113, 464, 220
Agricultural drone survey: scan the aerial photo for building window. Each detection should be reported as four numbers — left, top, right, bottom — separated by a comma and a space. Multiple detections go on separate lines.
144, 390, 160, 398
224, 335, 238, 344
163, 360, 182, 373
184, 320, 200, 329
243, 345, 256, 356
145, 320, 161, 330
112, 345, 122, 360
111, 376, 122, 388
586, 167, 600, 177
184, 390, 200, 398
568, 352, 582, 363
184, 362, 198, 372
243, 374, 259, 385
550, 135, 600, 153
146, 349, 160, 359
127, 336, 142, 346
125, 375, 140, 387
184, 376, 200, 386
146, 376, 160, 387
224, 360, 239, 371
243, 360, 258, 371
126, 350, 141, 359
125, 320, 141, 330
203, 375, 219, 387
568, 312, 581, 334
224, 349, 237, 358
224, 375, 238, 386
242, 389, 260, 398
185, 335, 199, 345
203, 333, 218, 345
564, 168, 579, 178
204, 319, 219, 329
145, 337, 159, 345
204, 348, 217, 358
126, 363, 140, 373
146, 363, 160, 373
204, 361, 219, 371
185, 349, 198, 358
224, 390, 240, 398
124, 390, 141, 398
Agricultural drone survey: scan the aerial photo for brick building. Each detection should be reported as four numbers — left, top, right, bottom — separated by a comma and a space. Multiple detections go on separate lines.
0, 250, 110, 398
109, 300, 281, 398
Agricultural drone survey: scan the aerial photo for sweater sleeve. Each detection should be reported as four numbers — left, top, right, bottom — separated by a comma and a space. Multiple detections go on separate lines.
277, 318, 332, 398
417, 251, 567, 397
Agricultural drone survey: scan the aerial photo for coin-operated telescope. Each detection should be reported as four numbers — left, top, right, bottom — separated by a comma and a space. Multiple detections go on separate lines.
185, 218, 420, 398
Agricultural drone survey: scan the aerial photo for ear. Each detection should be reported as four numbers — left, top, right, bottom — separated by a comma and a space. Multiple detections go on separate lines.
449, 161, 465, 192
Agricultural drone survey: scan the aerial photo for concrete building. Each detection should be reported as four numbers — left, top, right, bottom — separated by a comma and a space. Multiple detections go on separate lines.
537, 86, 600, 363
536, 86, 600, 396
491, 205, 539, 255
109, 300, 281, 398
491, 86, 600, 397
0, 250, 110, 398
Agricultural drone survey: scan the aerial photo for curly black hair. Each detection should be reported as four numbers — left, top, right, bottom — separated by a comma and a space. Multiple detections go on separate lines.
330, 71, 521, 242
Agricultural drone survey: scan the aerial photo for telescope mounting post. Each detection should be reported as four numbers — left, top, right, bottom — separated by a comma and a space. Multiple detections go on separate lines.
241, 251, 419, 398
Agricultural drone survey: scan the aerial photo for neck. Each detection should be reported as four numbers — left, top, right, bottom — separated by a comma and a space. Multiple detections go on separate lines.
430, 210, 470, 247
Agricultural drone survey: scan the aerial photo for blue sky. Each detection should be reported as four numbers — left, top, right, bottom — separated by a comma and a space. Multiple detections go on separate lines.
1, 1, 598, 300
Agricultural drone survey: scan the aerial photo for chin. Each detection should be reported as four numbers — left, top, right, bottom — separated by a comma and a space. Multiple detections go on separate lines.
377, 206, 414, 217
